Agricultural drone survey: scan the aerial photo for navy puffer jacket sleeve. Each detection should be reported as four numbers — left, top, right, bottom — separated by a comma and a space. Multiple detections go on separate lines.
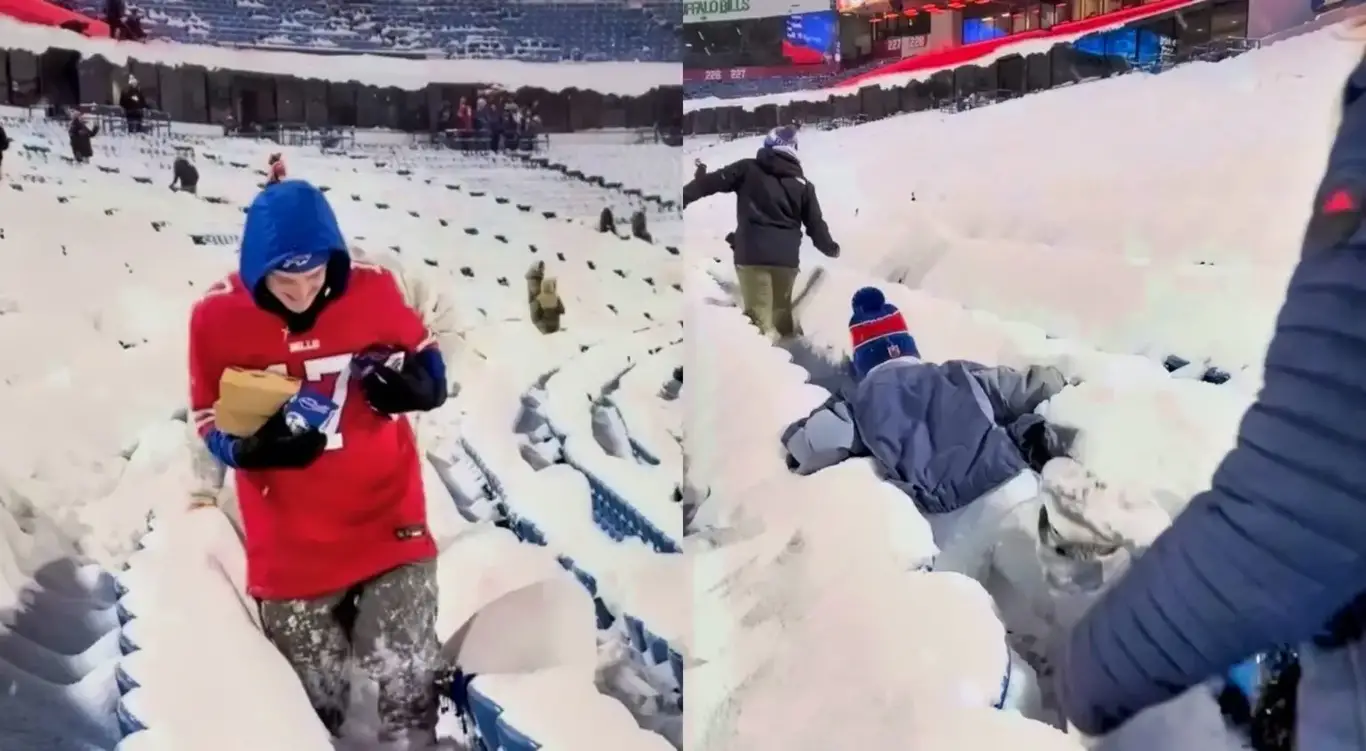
1058, 55, 1366, 736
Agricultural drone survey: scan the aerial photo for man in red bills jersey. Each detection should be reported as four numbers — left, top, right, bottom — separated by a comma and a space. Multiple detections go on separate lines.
188, 180, 448, 746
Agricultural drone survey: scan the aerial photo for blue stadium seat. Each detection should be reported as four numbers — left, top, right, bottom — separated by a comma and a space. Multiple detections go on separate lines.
495, 714, 543, 751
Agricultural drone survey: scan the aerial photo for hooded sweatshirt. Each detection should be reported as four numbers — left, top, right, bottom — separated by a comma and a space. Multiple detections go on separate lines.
188, 179, 438, 600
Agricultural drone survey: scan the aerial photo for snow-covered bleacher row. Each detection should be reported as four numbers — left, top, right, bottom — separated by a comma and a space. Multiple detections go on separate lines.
608, 340, 682, 469
437, 316, 686, 739
0, 105, 682, 749
540, 324, 682, 548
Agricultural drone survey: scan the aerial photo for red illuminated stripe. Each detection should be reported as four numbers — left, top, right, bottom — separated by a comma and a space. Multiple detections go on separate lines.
850, 311, 908, 349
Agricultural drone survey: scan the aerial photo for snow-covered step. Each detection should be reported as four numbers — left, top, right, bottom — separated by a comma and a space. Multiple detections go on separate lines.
112, 509, 333, 750
608, 340, 682, 470
458, 442, 683, 686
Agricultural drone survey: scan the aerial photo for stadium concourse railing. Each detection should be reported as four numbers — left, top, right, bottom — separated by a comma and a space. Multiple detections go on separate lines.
683, 37, 1261, 139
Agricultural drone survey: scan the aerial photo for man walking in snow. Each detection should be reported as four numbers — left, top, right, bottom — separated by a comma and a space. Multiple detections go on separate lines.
683, 126, 840, 341
187, 180, 449, 747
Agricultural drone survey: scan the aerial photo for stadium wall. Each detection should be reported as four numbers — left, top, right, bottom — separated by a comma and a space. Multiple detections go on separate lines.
0, 18, 681, 133
683, 41, 1129, 134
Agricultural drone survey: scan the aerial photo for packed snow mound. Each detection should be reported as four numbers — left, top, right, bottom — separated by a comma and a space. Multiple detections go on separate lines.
686, 26, 1358, 373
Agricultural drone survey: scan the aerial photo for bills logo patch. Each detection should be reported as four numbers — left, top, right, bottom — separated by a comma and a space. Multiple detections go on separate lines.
280, 254, 316, 270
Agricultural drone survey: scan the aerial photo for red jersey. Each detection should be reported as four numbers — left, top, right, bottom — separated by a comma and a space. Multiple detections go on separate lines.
188, 260, 438, 600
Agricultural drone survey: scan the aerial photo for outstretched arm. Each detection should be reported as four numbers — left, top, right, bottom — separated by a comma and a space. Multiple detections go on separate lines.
683, 159, 747, 207
782, 395, 866, 475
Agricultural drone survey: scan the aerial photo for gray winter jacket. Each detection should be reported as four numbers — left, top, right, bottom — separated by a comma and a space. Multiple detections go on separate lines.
782, 357, 1066, 514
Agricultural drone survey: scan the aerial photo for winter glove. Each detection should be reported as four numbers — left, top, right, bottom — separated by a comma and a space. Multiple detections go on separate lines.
229, 409, 328, 470
360, 348, 448, 415
1009, 415, 1071, 472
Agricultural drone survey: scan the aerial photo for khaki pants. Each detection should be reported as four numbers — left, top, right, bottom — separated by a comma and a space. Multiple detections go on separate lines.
735, 264, 799, 339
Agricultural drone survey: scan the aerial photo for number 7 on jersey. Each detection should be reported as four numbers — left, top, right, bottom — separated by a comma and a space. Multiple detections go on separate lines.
266, 353, 354, 450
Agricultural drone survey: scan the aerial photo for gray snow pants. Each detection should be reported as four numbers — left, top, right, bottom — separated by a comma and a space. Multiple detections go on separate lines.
259, 559, 440, 740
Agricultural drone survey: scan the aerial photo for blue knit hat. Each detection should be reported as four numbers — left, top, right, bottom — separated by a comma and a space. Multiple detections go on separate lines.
763, 126, 799, 160
849, 287, 919, 379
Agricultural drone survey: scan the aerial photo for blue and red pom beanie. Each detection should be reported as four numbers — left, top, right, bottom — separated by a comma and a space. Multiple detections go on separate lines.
849, 286, 919, 379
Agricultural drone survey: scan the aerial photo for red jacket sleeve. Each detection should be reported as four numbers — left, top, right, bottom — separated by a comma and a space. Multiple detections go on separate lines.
188, 288, 228, 440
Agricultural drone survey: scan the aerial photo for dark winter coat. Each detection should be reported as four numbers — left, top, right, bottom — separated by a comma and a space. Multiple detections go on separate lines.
172, 157, 199, 192
631, 210, 652, 244
682, 146, 839, 268
69, 119, 97, 161
1058, 55, 1366, 737
120, 87, 145, 115
782, 358, 1064, 514
0, 123, 8, 154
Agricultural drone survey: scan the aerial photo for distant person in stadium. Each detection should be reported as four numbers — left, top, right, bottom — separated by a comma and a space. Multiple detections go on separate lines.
187, 180, 448, 747
530, 276, 565, 334
1055, 50, 1366, 748
124, 9, 146, 41
267, 152, 287, 184
68, 111, 97, 164
170, 149, 198, 194
0, 122, 8, 180
525, 260, 546, 303
598, 207, 616, 234
104, 0, 126, 39
120, 76, 147, 134
631, 209, 653, 244
683, 126, 840, 341
456, 97, 473, 133
693, 158, 707, 181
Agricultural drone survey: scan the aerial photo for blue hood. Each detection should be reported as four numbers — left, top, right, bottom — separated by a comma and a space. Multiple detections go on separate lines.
239, 180, 348, 291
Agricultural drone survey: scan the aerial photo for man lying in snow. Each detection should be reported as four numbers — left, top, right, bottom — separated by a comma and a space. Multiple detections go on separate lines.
782, 287, 1070, 595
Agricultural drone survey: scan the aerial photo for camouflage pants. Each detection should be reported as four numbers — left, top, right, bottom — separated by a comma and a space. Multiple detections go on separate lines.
259, 559, 440, 740
735, 265, 799, 340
